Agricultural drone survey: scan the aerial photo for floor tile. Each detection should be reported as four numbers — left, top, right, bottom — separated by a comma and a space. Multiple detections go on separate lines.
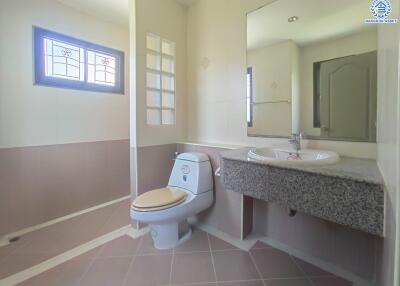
213, 250, 260, 282
97, 213, 131, 236
219, 280, 264, 286
171, 252, 216, 284
251, 249, 304, 279
264, 278, 312, 286
209, 235, 238, 251
136, 233, 172, 255
174, 229, 210, 253
124, 254, 172, 286
251, 241, 273, 250
291, 257, 333, 277
175, 284, 217, 286
0, 253, 47, 279
17, 257, 91, 286
311, 276, 352, 286
78, 257, 132, 286
97, 236, 140, 258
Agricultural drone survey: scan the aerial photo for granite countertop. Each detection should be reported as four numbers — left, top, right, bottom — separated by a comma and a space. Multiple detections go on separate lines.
220, 148, 385, 236
221, 148, 383, 186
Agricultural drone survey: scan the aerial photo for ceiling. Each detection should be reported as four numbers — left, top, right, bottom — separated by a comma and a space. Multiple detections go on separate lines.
247, 0, 376, 50
57, 0, 130, 27
175, 0, 197, 6
56, 0, 196, 28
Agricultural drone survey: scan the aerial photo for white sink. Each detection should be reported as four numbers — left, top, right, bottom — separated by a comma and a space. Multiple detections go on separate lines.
248, 147, 340, 166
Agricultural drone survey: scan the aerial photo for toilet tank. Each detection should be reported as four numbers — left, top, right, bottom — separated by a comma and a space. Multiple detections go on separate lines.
168, 152, 213, 194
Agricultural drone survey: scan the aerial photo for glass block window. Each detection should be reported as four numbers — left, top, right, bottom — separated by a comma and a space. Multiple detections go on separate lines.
34, 27, 124, 94
146, 33, 176, 125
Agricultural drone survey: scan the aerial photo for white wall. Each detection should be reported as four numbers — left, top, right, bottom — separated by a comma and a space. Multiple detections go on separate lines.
300, 28, 377, 137
376, 7, 400, 285
187, 0, 377, 159
0, 0, 130, 148
134, 0, 187, 147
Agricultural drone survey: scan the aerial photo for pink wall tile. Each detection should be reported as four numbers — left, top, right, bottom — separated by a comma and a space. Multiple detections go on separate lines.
0, 140, 130, 236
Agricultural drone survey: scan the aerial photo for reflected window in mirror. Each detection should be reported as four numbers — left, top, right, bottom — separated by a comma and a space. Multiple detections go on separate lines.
247, 67, 253, 127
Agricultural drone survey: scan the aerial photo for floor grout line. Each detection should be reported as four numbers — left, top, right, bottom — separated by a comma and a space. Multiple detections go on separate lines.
289, 255, 315, 286
169, 234, 175, 285
120, 236, 144, 286
206, 233, 219, 286
248, 250, 267, 286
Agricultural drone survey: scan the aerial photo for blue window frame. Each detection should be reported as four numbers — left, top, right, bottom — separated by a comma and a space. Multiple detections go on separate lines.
34, 27, 124, 94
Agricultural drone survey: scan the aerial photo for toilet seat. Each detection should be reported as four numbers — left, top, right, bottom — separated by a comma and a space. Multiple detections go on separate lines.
132, 187, 187, 212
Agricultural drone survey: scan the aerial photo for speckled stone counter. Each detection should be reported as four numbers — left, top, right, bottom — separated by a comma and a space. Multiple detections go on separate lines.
221, 148, 385, 236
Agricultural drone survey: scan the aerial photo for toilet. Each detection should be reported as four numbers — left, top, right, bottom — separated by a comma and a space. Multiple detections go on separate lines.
130, 152, 214, 250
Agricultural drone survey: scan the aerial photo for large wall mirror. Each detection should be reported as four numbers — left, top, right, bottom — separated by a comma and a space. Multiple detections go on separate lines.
246, 0, 377, 142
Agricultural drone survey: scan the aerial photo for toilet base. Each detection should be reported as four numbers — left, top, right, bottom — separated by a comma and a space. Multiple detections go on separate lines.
150, 223, 192, 250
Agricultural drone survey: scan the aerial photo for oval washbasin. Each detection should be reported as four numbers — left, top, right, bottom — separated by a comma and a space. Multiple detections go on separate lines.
248, 147, 340, 166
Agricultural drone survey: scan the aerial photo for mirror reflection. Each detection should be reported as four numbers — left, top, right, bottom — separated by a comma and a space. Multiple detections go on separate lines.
247, 0, 377, 142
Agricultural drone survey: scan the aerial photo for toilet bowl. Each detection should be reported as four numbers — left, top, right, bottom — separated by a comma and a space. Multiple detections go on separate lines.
130, 152, 214, 250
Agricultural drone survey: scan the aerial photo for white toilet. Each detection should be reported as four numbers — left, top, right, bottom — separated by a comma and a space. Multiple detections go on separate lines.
130, 152, 214, 250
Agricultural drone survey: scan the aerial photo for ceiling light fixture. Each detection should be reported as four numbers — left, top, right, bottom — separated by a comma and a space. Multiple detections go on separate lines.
288, 16, 299, 23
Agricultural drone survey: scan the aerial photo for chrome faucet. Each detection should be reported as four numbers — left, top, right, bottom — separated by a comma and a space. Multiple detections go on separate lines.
288, 133, 303, 152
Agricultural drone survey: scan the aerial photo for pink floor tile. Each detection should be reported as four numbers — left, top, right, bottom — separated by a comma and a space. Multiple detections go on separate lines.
213, 250, 261, 282
97, 235, 140, 258
171, 252, 216, 284
208, 235, 238, 251
264, 278, 313, 286
250, 248, 304, 279
123, 254, 172, 286
78, 257, 132, 286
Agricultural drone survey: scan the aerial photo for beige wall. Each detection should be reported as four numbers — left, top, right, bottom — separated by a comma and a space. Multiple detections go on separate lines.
0, 0, 130, 148
300, 28, 378, 137
134, 0, 187, 147
376, 5, 400, 285
187, 0, 377, 159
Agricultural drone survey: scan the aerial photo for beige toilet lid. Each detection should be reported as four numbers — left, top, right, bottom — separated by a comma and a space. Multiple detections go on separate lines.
132, 187, 187, 211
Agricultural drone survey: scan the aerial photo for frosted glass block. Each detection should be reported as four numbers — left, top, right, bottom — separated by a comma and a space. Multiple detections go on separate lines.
147, 90, 161, 108
162, 40, 175, 56
147, 53, 160, 70
162, 92, 175, 108
146, 72, 161, 89
162, 109, 175, 125
162, 75, 175, 91
146, 34, 160, 52
162, 57, 175, 74
147, 109, 161, 125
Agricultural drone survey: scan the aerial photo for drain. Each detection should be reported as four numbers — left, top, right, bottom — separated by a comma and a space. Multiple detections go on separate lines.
9, 236, 20, 243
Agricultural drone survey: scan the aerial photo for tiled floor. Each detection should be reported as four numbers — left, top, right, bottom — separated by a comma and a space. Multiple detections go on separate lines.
14, 229, 352, 286
0, 199, 131, 280
1, 200, 352, 286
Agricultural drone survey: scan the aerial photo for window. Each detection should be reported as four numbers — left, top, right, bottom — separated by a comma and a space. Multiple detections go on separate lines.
146, 33, 176, 125
247, 67, 253, 127
34, 27, 124, 94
